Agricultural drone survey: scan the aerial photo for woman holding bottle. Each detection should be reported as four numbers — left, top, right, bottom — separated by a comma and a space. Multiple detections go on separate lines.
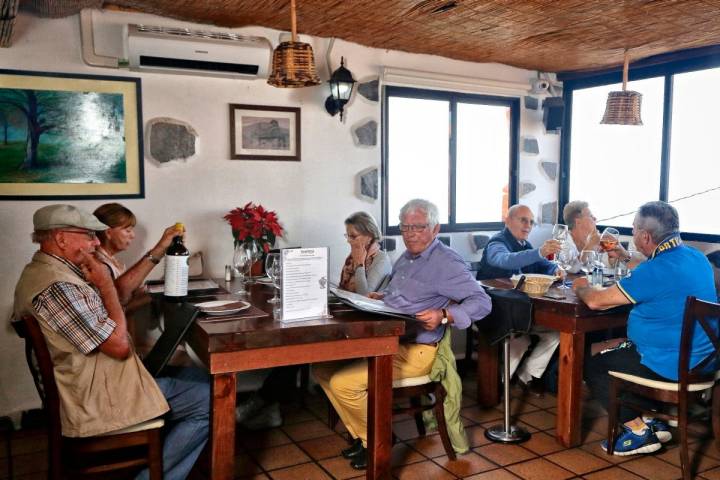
339, 211, 392, 294
93, 203, 182, 305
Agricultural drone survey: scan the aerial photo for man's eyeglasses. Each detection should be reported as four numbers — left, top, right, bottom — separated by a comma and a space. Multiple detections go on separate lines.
58, 229, 97, 240
399, 223, 429, 233
515, 217, 535, 227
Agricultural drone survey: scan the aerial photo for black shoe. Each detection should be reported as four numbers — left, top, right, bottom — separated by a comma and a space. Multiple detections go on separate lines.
341, 438, 364, 459
350, 447, 367, 470
518, 376, 545, 397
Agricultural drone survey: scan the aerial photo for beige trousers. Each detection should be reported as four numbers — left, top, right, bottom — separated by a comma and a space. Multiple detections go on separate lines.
313, 343, 437, 447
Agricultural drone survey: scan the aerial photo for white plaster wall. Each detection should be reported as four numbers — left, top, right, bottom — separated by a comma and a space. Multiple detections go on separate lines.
0, 10, 555, 418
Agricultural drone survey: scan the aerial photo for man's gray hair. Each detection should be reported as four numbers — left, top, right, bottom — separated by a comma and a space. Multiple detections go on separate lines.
563, 200, 589, 229
635, 201, 679, 244
31, 230, 53, 244
399, 199, 439, 228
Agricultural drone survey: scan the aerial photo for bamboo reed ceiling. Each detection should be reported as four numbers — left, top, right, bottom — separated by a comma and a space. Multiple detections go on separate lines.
22, 0, 720, 73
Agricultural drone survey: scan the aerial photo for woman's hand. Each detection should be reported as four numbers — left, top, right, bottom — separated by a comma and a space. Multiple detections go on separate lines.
350, 242, 367, 267
153, 224, 184, 254
367, 291, 384, 300
585, 229, 601, 250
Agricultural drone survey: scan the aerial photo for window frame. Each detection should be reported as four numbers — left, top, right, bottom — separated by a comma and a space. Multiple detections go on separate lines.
559, 49, 720, 242
382, 85, 520, 236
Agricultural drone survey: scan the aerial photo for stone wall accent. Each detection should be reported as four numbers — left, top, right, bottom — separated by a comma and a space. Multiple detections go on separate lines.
522, 136, 539, 155
524, 96, 539, 110
356, 167, 378, 201
540, 161, 558, 181
357, 78, 379, 102
540, 201, 558, 224
146, 117, 197, 164
352, 119, 377, 146
519, 182, 536, 197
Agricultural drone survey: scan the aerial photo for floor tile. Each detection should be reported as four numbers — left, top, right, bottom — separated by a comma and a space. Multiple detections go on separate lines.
393, 419, 423, 441
474, 443, 536, 466
465, 468, 521, 479
700, 465, 720, 479
391, 442, 426, 466
494, 397, 542, 416
406, 433, 451, 459
655, 443, 720, 473
506, 457, 574, 480
282, 419, 335, 442
517, 410, 557, 431
432, 451, 496, 477
460, 406, 504, 424
268, 462, 332, 480
238, 427, 292, 450
464, 425, 493, 448
544, 447, 612, 475
392, 459, 456, 480
582, 415, 609, 436
318, 456, 361, 480
620, 455, 683, 480
583, 466, 645, 479
521, 431, 567, 456
523, 394, 560, 410
579, 440, 635, 465
281, 405, 317, 425
297, 434, 349, 460
234, 452, 263, 478
249, 443, 311, 471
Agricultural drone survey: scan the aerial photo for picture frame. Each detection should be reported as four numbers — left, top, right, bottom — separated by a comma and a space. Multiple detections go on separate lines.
0, 69, 144, 200
229, 104, 301, 161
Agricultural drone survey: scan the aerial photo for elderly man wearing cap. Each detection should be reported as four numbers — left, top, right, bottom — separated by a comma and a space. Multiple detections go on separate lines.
14, 205, 209, 480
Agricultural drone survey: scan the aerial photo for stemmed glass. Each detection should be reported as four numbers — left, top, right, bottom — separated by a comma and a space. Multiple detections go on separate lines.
599, 227, 620, 253
555, 247, 576, 290
550, 224, 569, 261
579, 250, 598, 276
244, 242, 261, 282
232, 244, 251, 295
264, 253, 282, 304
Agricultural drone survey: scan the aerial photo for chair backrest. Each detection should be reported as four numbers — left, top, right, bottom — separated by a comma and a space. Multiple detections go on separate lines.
679, 296, 720, 386
21, 315, 63, 449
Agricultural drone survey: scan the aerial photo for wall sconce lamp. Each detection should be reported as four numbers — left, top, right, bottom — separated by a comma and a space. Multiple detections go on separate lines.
324, 57, 356, 121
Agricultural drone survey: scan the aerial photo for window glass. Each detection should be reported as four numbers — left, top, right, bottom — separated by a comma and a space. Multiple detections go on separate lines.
569, 77, 665, 227
455, 102, 511, 223
668, 68, 720, 235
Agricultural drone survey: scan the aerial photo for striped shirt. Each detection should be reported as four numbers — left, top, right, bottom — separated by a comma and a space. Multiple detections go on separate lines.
31, 254, 115, 355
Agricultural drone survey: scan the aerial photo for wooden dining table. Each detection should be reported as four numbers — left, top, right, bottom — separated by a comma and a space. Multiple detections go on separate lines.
179, 279, 405, 480
477, 278, 630, 448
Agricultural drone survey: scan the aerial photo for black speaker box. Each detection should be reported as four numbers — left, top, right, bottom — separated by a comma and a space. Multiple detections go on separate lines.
542, 97, 564, 132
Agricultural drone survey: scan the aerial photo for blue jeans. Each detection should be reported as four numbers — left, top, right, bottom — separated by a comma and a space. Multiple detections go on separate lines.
137, 366, 210, 480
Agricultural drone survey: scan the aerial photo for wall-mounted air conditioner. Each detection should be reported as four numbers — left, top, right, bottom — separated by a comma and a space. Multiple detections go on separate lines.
126, 24, 271, 79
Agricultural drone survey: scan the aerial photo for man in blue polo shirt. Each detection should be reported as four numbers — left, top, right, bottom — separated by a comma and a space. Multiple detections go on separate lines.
574, 201, 716, 456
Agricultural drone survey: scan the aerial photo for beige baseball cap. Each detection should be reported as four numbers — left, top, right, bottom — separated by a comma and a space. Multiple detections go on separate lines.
33, 204, 109, 231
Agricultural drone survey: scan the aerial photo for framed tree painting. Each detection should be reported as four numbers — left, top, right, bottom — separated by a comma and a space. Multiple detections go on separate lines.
229, 104, 300, 161
0, 69, 144, 199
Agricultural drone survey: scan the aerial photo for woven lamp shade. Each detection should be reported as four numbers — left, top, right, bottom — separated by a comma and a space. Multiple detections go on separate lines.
267, 41, 321, 88
600, 50, 643, 125
601, 90, 643, 125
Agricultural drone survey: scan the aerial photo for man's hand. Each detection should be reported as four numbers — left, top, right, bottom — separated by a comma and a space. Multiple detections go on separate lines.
78, 251, 114, 291
415, 309, 443, 331
367, 291, 384, 300
607, 243, 629, 261
540, 239, 562, 258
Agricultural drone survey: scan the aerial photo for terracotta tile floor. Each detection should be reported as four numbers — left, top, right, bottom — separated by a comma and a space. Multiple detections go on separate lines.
1, 373, 718, 480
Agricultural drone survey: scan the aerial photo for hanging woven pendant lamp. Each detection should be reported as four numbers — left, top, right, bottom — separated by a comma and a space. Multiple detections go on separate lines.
267, 0, 321, 88
601, 50, 643, 125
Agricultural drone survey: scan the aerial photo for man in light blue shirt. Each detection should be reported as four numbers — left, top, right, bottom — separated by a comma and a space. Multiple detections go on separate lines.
314, 199, 490, 469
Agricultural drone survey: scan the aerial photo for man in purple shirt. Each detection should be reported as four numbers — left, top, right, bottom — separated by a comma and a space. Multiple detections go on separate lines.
314, 199, 491, 469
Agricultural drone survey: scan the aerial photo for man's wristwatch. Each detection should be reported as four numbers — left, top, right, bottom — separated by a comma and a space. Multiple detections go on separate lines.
441, 308, 449, 325
145, 251, 161, 265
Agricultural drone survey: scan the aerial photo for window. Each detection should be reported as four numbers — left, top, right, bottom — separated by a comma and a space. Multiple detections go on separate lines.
383, 86, 519, 234
561, 53, 720, 241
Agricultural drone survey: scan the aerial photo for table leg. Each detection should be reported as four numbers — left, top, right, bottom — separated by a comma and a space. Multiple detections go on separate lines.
556, 331, 585, 448
476, 333, 500, 407
209, 373, 236, 480
367, 355, 393, 480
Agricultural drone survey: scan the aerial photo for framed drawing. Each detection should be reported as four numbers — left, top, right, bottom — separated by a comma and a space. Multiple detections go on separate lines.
0, 69, 143, 199
230, 104, 300, 161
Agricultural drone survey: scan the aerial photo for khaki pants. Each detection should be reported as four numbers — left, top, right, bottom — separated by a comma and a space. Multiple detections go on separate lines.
313, 343, 437, 447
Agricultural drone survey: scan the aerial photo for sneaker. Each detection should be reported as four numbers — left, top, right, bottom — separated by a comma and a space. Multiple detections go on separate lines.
601, 425, 662, 456
235, 393, 265, 423
642, 417, 672, 443
241, 402, 282, 430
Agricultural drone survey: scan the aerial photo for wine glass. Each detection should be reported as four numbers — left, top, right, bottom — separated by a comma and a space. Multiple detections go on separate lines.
232, 245, 250, 295
579, 250, 597, 276
549, 224, 569, 261
556, 247, 576, 290
244, 242, 261, 282
264, 253, 281, 304
599, 227, 620, 253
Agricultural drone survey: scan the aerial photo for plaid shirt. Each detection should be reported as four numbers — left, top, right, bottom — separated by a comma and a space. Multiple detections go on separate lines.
32, 254, 116, 355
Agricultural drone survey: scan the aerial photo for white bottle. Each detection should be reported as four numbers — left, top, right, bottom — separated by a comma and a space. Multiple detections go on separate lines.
164, 223, 189, 300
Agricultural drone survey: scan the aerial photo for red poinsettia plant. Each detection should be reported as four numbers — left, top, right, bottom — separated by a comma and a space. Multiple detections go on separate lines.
224, 202, 284, 253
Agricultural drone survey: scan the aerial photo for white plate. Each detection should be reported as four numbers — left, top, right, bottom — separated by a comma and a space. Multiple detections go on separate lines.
194, 300, 251, 316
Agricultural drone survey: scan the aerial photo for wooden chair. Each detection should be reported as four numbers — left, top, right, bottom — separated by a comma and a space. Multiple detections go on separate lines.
328, 375, 456, 459
20, 315, 165, 480
606, 296, 720, 480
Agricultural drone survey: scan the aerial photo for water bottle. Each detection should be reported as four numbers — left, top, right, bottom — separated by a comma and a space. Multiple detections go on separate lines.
591, 264, 603, 287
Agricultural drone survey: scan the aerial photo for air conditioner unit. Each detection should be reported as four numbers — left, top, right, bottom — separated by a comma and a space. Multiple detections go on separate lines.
127, 24, 271, 79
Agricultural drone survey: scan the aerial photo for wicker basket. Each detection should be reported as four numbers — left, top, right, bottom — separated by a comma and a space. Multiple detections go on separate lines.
600, 90, 643, 125
267, 41, 321, 88
511, 274, 555, 296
